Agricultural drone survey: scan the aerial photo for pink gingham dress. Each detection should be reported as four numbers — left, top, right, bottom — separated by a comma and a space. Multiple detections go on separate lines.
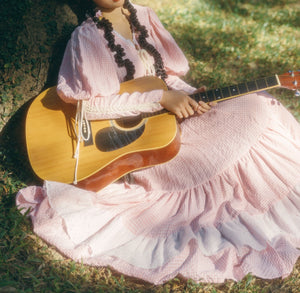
16, 4, 300, 284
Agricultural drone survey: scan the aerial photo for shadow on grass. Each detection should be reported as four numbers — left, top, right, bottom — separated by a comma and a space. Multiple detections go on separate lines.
0, 190, 296, 293
173, 23, 296, 86
0, 191, 154, 292
0, 0, 89, 189
207, 0, 299, 28
0, 99, 42, 188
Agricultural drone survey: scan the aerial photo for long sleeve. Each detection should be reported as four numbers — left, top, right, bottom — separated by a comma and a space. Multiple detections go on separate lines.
56, 6, 197, 121
57, 20, 164, 120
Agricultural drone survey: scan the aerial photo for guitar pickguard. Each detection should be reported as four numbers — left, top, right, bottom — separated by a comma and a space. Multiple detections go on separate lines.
95, 123, 146, 152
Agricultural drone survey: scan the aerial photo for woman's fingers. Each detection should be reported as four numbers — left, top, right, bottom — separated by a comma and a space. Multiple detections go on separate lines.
179, 102, 195, 118
194, 101, 209, 114
179, 100, 217, 118
181, 108, 190, 118
160, 90, 217, 119
200, 101, 211, 110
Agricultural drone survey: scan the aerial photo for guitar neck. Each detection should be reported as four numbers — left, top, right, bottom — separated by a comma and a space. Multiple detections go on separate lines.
128, 74, 283, 121
190, 75, 281, 103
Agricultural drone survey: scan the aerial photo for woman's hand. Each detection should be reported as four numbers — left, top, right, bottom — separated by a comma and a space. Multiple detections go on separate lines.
160, 89, 217, 119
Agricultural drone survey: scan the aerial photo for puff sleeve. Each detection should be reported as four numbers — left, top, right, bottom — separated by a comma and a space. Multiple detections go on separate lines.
57, 20, 164, 120
145, 7, 197, 94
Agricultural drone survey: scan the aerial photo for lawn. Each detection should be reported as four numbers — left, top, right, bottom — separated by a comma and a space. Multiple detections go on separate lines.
0, 0, 299, 292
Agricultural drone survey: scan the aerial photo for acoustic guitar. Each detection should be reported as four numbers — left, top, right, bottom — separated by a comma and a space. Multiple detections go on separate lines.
26, 71, 299, 191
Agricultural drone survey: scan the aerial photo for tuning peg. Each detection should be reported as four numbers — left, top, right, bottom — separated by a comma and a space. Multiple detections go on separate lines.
295, 89, 300, 97
289, 70, 295, 77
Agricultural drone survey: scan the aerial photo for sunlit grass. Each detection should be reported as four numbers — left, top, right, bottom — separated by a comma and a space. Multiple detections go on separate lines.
0, 0, 299, 292
148, 0, 300, 121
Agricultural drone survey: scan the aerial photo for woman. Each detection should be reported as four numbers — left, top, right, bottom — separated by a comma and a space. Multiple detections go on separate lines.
17, 0, 300, 284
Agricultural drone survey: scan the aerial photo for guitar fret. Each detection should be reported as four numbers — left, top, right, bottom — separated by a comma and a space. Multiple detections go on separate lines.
221, 87, 230, 98
266, 76, 279, 87
246, 80, 257, 92
256, 78, 267, 89
214, 88, 223, 100
190, 75, 280, 105
206, 90, 215, 102
193, 92, 201, 102
237, 83, 248, 94
199, 92, 208, 102
229, 85, 239, 96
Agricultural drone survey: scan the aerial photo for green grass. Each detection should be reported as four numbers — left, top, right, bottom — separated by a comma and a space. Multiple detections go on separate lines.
1, 0, 300, 292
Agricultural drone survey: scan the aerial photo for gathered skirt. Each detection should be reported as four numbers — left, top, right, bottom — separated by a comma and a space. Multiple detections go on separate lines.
16, 92, 300, 284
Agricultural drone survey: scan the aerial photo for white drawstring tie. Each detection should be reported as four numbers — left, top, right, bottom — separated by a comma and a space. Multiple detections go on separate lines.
138, 48, 156, 76
73, 100, 91, 184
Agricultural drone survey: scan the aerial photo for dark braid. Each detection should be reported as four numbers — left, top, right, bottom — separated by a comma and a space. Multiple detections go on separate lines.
123, 0, 168, 81
88, 0, 167, 81
93, 16, 135, 81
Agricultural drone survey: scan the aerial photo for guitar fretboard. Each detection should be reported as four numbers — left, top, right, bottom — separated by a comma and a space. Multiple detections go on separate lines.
191, 75, 280, 103
126, 75, 281, 122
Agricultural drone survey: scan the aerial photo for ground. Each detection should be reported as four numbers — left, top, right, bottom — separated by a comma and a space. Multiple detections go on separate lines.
0, 0, 299, 292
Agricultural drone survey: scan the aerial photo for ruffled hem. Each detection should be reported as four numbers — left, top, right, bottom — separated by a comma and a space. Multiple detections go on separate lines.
16, 176, 300, 284
15, 93, 300, 284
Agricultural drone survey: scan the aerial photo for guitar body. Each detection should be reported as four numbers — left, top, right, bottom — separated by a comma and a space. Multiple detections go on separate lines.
26, 71, 300, 192
26, 76, 180, 191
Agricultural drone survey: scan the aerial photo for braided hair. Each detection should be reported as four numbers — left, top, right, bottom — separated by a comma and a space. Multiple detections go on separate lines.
88, 0, 168, 81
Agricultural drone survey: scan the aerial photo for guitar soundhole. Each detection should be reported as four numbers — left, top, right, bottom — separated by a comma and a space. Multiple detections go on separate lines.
95, 124, 145, 152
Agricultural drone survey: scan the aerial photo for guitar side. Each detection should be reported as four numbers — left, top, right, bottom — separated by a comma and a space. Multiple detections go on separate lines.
27, 71, 299, 191
26, 76, 180, 191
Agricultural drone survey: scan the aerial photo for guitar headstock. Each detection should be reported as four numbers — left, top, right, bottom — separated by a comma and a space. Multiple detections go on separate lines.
278, 71, 300, 94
